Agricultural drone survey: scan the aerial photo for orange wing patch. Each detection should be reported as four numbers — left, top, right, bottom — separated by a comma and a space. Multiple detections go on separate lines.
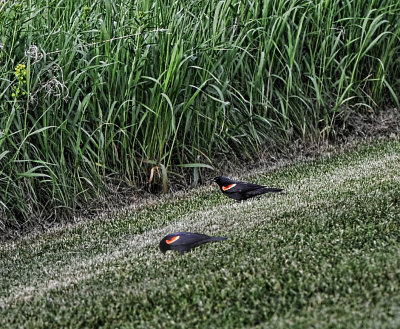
166, 235, 180, 244
222, 183, 237, 191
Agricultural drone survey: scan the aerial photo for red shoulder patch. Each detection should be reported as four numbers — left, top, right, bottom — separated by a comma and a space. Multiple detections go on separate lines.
222, 183, 237, 191
166, 235, 180, 244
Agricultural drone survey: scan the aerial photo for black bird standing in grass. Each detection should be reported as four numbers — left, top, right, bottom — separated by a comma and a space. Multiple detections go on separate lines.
159, 232, 227, 255
213, 176, 283, 201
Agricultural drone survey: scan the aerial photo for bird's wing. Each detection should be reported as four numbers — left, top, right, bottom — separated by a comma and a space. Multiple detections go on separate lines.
225, 181, 264, 192
168, 233, 210, 246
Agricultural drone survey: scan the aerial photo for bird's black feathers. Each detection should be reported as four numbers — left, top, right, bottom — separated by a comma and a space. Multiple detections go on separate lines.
159, 232, 227, 255
213, 176, 283, 201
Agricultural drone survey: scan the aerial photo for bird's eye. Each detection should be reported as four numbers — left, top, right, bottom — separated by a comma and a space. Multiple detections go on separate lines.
166, 235, 180, 244
222, 183, 236, 191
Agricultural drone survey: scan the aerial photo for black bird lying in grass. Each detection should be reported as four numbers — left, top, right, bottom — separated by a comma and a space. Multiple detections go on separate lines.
159, 232, 227, 255
213, 176, 283, 201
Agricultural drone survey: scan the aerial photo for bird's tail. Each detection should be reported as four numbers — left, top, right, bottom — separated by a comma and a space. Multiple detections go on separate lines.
262, 187, 283, 193
210, 236, 228, 241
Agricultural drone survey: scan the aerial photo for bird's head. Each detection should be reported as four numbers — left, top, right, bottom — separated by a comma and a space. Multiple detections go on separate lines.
159, 239, 168, 254
213, 176, 230, 187
159, 234, 181, 254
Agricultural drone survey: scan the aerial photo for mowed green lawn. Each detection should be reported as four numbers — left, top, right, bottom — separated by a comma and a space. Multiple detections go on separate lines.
1, 140, 399, 328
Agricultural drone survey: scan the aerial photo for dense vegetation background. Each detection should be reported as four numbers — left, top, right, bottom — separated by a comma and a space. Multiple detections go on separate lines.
1, 0, 399, 230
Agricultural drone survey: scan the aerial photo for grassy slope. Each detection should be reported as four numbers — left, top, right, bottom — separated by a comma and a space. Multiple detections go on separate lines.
1, 140, 399, 328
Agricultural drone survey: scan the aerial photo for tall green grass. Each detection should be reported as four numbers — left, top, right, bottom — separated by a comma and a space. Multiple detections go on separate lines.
1, 0, 400, 229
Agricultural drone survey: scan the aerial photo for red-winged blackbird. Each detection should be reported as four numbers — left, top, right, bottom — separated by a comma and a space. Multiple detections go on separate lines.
213, 176, 283, 201
159, 232, 227, 255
